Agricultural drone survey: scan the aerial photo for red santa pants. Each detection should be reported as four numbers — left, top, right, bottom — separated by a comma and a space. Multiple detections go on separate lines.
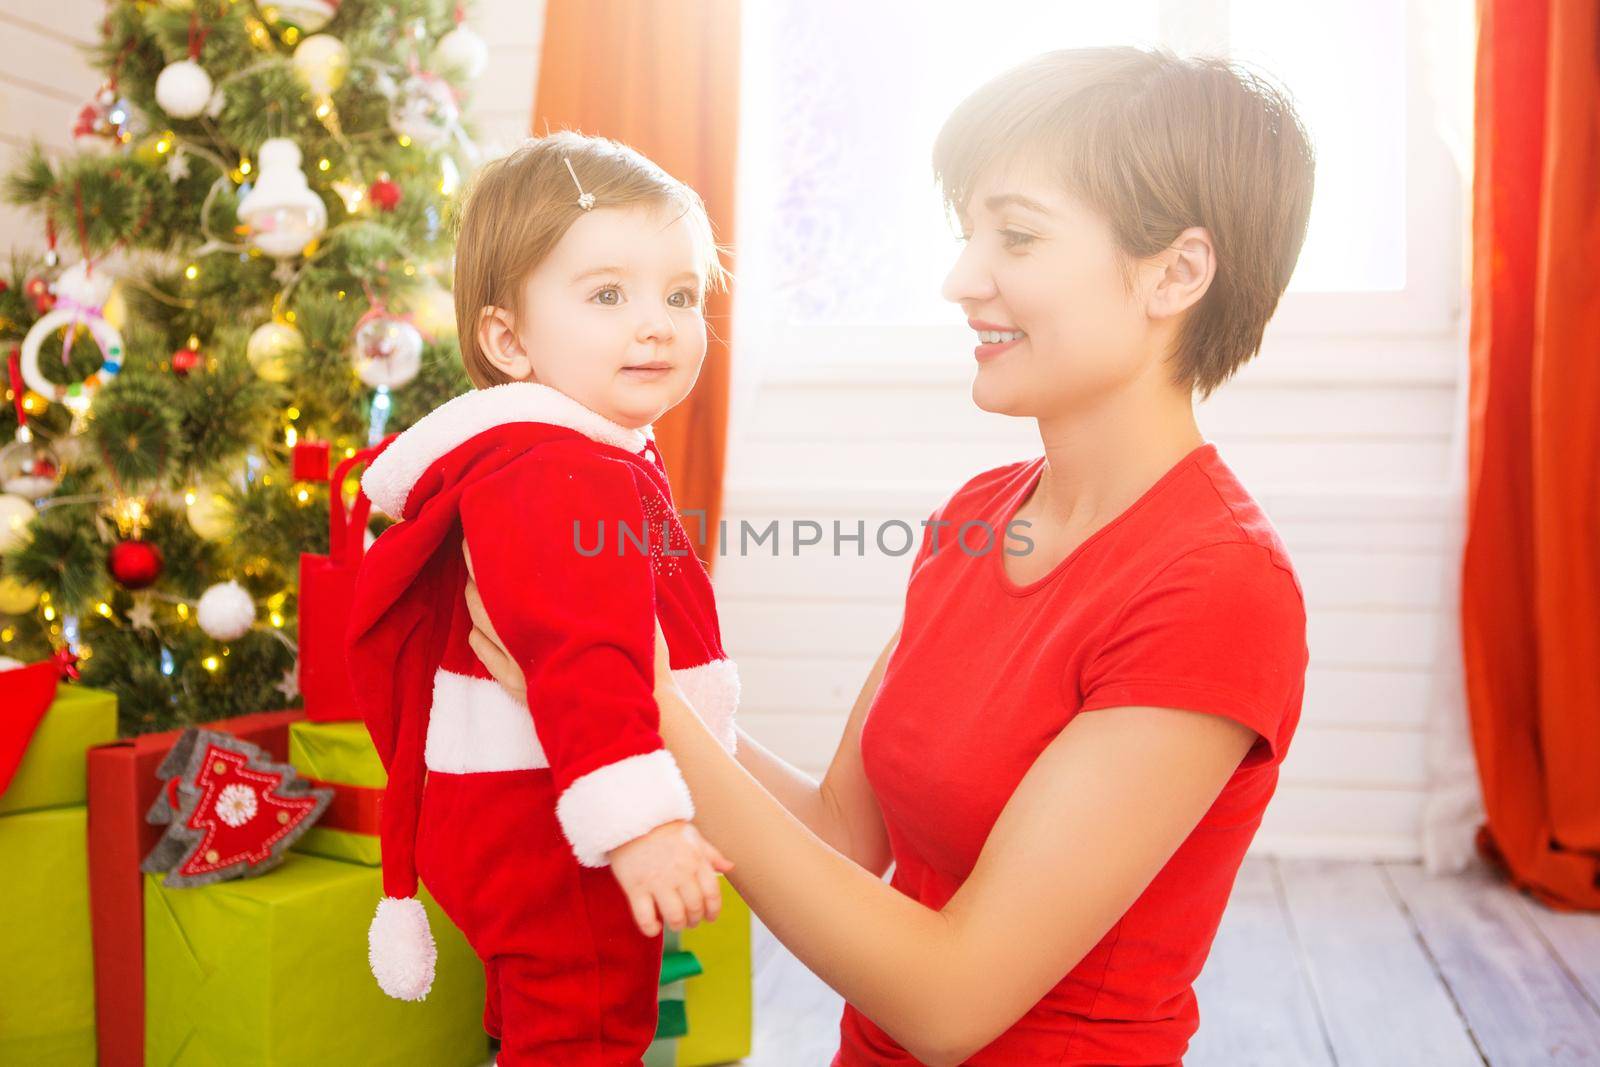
416, 767, 663, 1065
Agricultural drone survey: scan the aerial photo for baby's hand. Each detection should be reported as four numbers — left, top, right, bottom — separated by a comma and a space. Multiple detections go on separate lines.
607, 820, 735, 937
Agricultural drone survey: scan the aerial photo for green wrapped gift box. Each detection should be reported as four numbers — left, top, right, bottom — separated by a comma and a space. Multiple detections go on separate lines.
287, 721, 384, 866
1, 683, 117, 816
0, 806, 96, 1064
144, 853, 487, 1066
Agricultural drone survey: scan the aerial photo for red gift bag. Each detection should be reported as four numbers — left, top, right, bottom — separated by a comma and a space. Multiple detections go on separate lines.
298, 438, 393, 722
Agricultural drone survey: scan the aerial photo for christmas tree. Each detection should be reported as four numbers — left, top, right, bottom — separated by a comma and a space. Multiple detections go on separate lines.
0, 0, 488, 735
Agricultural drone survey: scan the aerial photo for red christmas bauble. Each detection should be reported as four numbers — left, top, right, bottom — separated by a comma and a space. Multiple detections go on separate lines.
24, 276, 54, 313
171, 346, 203, 377
368, 177, 402, 212
108, 539, 164, 589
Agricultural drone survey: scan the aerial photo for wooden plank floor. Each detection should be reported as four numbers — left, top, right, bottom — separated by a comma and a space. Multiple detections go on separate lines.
740, 858, 1600, 1065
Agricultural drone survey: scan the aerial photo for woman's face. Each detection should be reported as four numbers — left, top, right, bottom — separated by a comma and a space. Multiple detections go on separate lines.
480, 200, 709, 429
941, 159, 1169, 418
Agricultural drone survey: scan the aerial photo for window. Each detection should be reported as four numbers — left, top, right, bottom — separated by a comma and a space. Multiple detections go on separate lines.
733, 0, 1471, 373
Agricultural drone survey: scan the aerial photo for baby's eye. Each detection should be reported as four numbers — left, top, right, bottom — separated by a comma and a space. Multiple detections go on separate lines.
667, 289, 701, 309
592, 285, 624, 305
1001, 229, 1036, 249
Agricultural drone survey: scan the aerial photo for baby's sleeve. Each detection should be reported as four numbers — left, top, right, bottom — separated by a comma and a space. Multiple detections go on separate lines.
458, 449, 693, 867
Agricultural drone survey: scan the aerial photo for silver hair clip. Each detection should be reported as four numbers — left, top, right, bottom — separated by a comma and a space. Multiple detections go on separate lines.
564, 157, 595, 210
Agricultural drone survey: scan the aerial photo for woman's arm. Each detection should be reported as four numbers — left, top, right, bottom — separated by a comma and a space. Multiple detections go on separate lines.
655, 683, 1254, 1066
461, 558, 897, 876
757, 624, 899, 878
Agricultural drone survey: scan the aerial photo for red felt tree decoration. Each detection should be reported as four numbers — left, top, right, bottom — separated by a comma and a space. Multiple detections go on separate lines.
141, 728, 334, 887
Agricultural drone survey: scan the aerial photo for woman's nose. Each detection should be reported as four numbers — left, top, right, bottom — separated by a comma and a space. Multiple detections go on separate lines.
941, 243, 997, 305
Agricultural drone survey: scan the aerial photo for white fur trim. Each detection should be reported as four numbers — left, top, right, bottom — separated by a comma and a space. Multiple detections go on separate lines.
672, 658, 740, 756
425, 663, 736, 771
362, 381, 656, 518
425, 668, 547, 772
368, 896, 437, 1001
555, 749, 696, 868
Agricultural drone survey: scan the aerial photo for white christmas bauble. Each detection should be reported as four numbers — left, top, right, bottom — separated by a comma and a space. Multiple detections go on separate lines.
0, 494, 37, 553
274, 0, 338, 32
185, 485, 233, 541
292, 34, 349, 97
435, 24, 489, 81
352, 315, 423, 388
196, 580, 255, 640
0, 577, 39, 615
155, 59, 213, 119
388, 72, 459, 148
236, 139, 327, 257
246, 320, 303, 382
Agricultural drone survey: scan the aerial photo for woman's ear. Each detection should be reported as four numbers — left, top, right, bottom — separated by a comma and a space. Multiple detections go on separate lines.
477, 305, 536, 381
1146, 226, 1216, 321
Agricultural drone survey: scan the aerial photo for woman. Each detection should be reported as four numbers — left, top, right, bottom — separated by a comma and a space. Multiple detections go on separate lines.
465, 46, 1314, 1066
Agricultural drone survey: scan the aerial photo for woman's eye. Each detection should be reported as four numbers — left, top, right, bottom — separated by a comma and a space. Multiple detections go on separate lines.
593, 285, 623, 305
1001, 229, 1036, 249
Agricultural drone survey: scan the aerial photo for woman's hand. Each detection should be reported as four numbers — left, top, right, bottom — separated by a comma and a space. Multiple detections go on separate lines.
462, 542, 527, 701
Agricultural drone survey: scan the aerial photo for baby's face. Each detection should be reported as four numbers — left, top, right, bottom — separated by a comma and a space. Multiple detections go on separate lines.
510, 201, 709, 429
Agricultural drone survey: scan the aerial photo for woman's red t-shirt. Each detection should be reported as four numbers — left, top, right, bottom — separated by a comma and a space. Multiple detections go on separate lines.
832, 442, 1309, 1066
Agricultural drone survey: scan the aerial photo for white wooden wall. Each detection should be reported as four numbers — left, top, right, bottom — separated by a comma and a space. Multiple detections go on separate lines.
0, 4, 103, 251
716, 334, 1468, 862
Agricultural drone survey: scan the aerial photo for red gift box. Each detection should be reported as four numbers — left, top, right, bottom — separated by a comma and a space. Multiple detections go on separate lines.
291, 440, 332, 483
86, 709, 303, 1067
298, 437, 392, 722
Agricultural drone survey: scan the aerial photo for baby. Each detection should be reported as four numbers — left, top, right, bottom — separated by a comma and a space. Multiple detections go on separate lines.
345, 131, 741, 1065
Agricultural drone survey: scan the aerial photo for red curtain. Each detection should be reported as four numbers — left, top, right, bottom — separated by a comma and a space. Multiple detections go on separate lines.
532, 0, 741, 571
1462, 0, 1600, 908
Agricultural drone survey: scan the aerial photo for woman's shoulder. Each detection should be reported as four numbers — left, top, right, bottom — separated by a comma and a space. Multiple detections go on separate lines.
925, 455, 1042, 522
1175, 446, 1301, 593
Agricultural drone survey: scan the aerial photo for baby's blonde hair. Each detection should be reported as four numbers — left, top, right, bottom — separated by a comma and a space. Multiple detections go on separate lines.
451, 130, 729, 389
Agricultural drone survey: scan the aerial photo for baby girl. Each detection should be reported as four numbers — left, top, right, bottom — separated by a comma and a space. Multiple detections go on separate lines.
345, 131, 742, 1064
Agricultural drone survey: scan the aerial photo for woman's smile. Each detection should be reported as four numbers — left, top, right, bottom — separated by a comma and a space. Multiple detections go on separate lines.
970, 318, 1028, 361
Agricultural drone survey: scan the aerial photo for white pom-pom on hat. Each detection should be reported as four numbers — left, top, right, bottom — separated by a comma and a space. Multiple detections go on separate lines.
196, 580, 255, 640
369, 896, 437, 1001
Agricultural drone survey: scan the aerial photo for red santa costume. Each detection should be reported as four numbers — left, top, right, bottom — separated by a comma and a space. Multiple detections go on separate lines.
345, 381, 740, 1065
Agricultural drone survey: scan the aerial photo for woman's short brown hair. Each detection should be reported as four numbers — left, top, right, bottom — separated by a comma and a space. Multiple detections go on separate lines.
451, 130, 729, 389
933, 47, 1315, 400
